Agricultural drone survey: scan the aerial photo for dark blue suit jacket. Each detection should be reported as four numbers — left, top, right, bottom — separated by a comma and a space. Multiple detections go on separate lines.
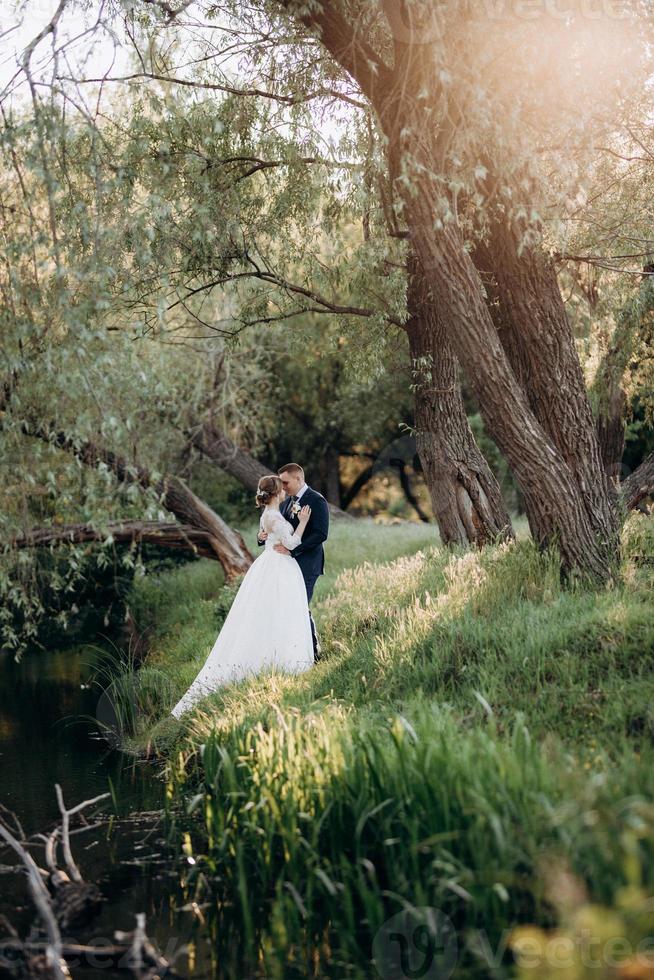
259, 486, 329, 583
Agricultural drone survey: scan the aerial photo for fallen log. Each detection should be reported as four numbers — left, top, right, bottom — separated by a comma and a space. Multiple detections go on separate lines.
6, 520, 223, 562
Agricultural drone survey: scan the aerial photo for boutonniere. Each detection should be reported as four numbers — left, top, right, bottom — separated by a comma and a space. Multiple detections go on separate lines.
290, 501, 302, 517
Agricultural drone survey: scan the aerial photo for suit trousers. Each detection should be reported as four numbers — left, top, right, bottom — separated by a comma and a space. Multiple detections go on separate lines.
302, 572, 320, 659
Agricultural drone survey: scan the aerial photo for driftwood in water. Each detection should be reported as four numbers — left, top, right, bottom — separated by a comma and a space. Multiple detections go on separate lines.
0, 807, 70, 980
1, 922, 173, 979
0, 786, 181, 980
0, 917, 176, 980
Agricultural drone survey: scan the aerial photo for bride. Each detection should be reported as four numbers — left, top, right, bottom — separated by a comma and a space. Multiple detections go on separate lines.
170, 475, 315, 718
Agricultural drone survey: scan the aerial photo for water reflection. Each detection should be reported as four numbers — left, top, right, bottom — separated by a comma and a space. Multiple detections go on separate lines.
0, 644, 213, 978
0, 645, 160, 833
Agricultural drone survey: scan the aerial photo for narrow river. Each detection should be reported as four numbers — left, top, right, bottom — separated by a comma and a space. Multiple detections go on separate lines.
0, 643, 213, 979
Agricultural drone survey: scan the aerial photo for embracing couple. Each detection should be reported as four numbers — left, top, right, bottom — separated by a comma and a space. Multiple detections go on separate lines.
170, 463, 329, 719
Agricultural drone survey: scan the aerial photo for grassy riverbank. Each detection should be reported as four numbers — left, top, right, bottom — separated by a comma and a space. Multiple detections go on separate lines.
122, 513, 654, 978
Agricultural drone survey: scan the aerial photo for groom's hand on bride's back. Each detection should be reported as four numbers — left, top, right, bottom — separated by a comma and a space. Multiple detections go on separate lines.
273, 543, 290, 555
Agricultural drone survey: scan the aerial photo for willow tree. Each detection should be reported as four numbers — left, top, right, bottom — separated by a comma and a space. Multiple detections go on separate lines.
0, 96, 263, 654
552, 109, 654, 491
261, 0, 654, 581
97, 0, 650, 563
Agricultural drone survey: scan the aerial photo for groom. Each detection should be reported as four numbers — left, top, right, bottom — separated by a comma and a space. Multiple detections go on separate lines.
257, 462, 329, 661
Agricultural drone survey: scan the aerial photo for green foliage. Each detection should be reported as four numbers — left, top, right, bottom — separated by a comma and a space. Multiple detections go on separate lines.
0, 77, 416, 651
624, 397, 654, 481
0, 538, 139, 657
622, 510, 654, 562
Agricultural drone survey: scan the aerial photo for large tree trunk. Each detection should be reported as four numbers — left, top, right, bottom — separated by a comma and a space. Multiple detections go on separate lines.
27, 424, 252, 579
279, 0, 620, 580
406, 203, 618, 582
405, 258, 514, 546
472, 202, 620, 557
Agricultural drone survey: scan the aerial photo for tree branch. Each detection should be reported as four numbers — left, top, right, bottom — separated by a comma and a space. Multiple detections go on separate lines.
278, 0, 393, 110
23, 422, 252, 577
191, 420, 352, 518
396, 459, 430, 522
5, 520, 223, 561
168, 268, 380, 319
341, 463, 375, 510
55, 71, 367, 109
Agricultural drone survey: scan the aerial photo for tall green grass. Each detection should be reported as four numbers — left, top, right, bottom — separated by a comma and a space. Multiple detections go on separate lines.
163, 705, 654, 978
127, 511, 654, 977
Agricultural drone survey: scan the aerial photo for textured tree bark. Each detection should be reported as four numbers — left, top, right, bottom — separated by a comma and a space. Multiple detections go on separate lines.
190, 422, 273, 492
26, 424, 252, 579
405, 260, 514, 546
406, 205, 618, 581
191, 420, 352, 517
7, 520, 223, 561
278, 1, 621, 577
621, 452, 654, 512
282, 3, 619, 578
472, 217, 620, 554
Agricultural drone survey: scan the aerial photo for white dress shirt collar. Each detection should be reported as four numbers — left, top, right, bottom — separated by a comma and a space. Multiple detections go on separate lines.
295, 482, 308, 501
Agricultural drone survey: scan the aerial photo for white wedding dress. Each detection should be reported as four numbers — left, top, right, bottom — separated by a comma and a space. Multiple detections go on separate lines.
170, 506, 314, 718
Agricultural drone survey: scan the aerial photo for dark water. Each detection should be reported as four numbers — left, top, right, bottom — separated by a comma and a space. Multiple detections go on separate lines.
0, 645, 212, 978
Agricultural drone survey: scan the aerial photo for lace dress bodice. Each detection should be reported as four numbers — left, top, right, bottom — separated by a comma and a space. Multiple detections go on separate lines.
260, 507, 303, 552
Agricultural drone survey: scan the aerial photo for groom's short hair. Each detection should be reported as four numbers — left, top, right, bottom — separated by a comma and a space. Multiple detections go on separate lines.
278, 462, 304, 479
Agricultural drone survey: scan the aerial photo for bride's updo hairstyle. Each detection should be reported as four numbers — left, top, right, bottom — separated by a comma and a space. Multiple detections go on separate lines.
255, 475, 283, 509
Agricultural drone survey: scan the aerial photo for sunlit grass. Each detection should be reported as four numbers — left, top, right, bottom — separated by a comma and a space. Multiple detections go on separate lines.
119, 511, 654, 976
